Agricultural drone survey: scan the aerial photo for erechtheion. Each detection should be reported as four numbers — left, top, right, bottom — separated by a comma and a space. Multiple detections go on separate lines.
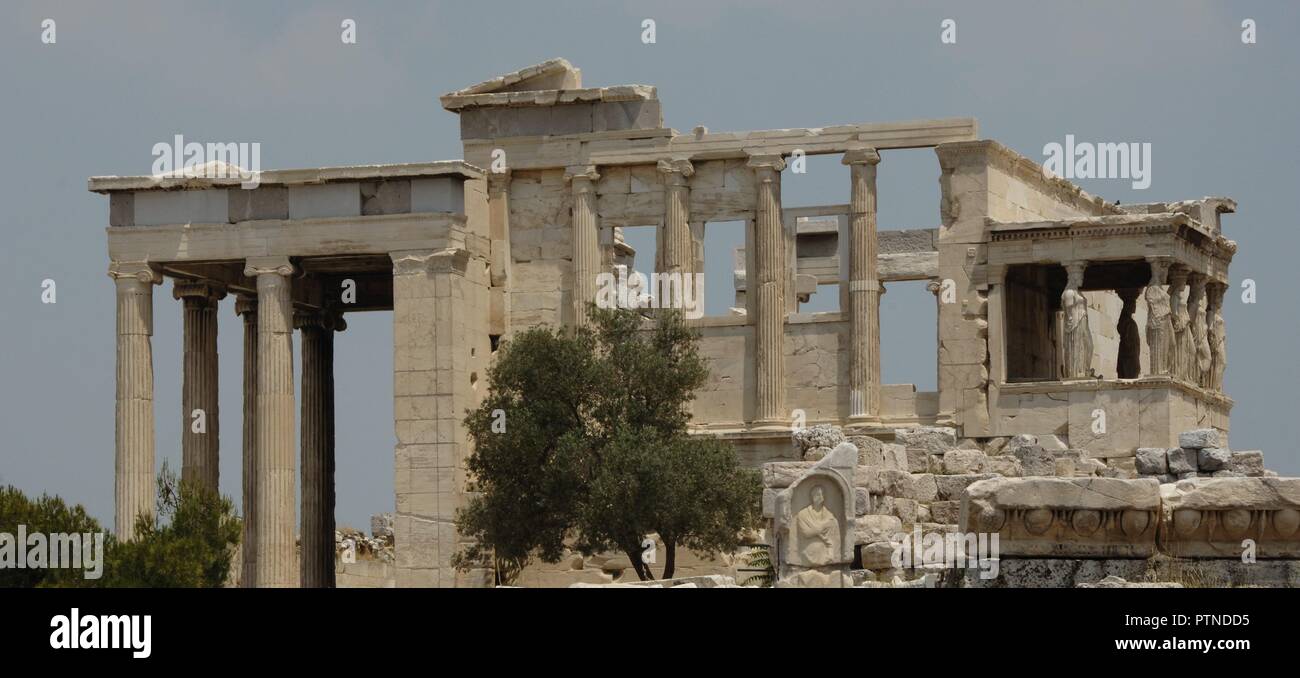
92, 59, 1299, 588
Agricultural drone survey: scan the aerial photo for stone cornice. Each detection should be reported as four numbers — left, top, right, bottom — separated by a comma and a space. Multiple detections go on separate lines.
389, 248, 471, 276
89, 161, 484, 194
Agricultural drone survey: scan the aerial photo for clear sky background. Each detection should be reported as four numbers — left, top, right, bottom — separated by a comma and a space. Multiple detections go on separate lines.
2, 1, 1297, 531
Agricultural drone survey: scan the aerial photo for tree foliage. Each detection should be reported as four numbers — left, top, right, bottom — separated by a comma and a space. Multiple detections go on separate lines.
0, 485, 104, 588
100, 462, 242, 588
455, 305, 762, 582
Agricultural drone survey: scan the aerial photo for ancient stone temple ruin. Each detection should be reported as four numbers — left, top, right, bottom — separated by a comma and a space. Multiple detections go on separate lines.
91, 58, 1298, 587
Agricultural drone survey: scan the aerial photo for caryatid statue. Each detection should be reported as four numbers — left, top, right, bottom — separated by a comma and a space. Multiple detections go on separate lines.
1208, 282, 1227, 391
793, 484, 841, 568
1145, 258, 1175, 377
1061, 262, 1094, 379
1169, 267, 1194, 382
1189, 273, 1212, 388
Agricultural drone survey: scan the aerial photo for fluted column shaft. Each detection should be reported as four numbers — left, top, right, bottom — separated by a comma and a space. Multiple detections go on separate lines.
567, 165, 601, 326
110, 262, 161, 540
843, 147, 882, 421
175, 281, 225, 492
748, 154, 787, 426
245, 256, 297, 588
297, 309, 342, 588
658, 159, 694, 277
236, 295, 259, 587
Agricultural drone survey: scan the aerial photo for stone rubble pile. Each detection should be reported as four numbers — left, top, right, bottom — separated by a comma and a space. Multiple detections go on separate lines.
335, 513, 396, 563
1133, 428, 1269, 482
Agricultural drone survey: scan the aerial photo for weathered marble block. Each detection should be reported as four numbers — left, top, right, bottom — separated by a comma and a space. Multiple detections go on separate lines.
1134, 447, 1168, 476
1178, 428, 1223, 450
1159, 478, 1300, 558
960, 477, 1161, 558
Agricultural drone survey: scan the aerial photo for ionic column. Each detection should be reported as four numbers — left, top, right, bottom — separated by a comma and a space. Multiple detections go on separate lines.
1168, 266, 1193, 382
1208, 281, 1227, 392
1061, 261, 1094, 379
566, 165, 601, 326
843, 147, 882, 422
658, 159, 695, 277
1116, 287, 1142, 379
244, 256, 297, 588
235, 295, 259, 587
1188, 273, 1211, 388
174, 280, 225, 493
748, 153, 787, 427
109, 261, 162, 541
297, 308, 343, 588
1144, 258, 1175, 377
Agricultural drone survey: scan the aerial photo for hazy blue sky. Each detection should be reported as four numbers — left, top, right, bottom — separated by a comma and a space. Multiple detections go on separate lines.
2, 1, 1297, 530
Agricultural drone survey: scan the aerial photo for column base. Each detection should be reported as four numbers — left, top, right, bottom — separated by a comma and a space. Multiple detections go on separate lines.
750, 419, 792, 432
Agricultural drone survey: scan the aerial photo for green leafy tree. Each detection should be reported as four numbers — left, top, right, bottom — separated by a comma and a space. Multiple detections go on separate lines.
455, 305, 762, 582
100, 462, 242, 588
0, 486, 105, 588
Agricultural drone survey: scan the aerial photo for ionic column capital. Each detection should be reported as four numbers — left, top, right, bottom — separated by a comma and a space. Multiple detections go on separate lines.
172, 279, 228, 303
746, 153, 786, 175
293, 308, 347, 333
841, 146, 881, 166
244, 256, 295, 278
108, 261, 163, 285
564, 165, 601, 185
656, 158, 695, 184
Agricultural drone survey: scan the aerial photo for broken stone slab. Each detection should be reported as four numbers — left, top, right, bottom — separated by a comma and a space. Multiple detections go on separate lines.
761, 461, 813, 489
1159, 477, 1300, 558
959, 476, 1161, 558
942, 449, 987, 474
1135, 448, 1168, 476
1226, 450, 1264, 477
895, 426, 957, 458
935, 473, 998, 501
1197, 447, 1231, 472
1178, 428, 1223, 450
854, 514, 903, 545
856, 468, 914, 498
985, 456, 1022, 477
1166, 447, 1197, 475
912, 474, 939, 502
792, 424, 845, 453
1076, 575, 1183, 589
1012, 445, 1056, 477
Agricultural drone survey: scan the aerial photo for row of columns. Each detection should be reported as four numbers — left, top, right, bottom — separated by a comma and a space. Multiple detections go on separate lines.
564, 146, 884, 427
110, 255, 343, 587
1144, 258, 1227, 391
1055, 257, 1227, 390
